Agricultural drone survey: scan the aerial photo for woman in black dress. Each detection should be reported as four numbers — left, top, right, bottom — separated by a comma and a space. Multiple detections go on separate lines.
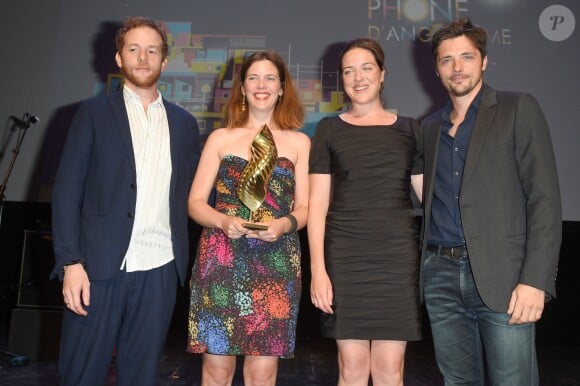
307, 38, 423, 386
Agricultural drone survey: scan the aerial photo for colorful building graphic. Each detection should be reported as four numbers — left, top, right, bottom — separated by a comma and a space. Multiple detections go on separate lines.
106, 21, 345, 136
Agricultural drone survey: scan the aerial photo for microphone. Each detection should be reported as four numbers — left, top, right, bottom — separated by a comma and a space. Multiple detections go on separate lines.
10, 113, 40, 128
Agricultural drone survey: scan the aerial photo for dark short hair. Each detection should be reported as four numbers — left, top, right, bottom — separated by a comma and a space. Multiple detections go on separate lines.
339, 37, 385, 74
431, 18, 487, 64
115, 16, 169, 59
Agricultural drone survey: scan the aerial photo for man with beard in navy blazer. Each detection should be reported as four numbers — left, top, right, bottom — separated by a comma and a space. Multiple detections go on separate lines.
417, 18, 561, 385
51, 16, 200, 386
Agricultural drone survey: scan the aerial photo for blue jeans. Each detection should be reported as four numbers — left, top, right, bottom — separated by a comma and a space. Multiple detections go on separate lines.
423, 250, 538, 386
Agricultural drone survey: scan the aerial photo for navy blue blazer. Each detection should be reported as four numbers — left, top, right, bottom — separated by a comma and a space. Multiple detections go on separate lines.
417, 85, 562, 312
51, 90, 201, 285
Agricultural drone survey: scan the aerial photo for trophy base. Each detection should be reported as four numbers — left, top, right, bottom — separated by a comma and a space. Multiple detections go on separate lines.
242, 222, 268, 230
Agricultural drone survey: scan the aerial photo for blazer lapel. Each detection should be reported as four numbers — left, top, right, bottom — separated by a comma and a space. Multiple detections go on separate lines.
463, 85, 497, 184
109, 92, 137, 178
424, 117, 442, 222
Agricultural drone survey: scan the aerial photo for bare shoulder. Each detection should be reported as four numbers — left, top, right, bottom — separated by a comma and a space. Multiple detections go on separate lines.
289, 131, 311, 162
286, 130, 311, 146
202, 128, 224, 148
297, 131, 311, 152
204, 127, 245, 154
284, 130, 311, 157
207, 127, 249, 144
272, 130, 310, 164
205, 127, 228, 141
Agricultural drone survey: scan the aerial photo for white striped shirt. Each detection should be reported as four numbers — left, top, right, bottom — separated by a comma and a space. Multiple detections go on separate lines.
120, 85, 174, 272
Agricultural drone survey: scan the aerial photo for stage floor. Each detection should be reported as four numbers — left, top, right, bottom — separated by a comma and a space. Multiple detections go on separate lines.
1, 328, 579, 385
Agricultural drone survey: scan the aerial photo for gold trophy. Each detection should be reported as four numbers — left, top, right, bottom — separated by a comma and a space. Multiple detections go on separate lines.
237, 124, 278, 230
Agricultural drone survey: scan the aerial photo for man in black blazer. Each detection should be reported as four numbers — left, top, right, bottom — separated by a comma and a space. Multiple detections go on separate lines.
417, 19, 561, 385
50, 17, 200, 386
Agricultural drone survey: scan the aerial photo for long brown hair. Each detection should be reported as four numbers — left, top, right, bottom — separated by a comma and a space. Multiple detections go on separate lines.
223, 51, 304, 130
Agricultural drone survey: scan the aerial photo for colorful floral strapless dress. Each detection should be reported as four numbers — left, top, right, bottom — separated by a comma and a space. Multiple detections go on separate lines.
187, 155, 301, 357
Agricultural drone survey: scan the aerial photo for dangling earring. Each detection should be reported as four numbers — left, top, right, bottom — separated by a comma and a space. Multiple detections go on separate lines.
241, 95, 246, 111
278, 94, 282, 103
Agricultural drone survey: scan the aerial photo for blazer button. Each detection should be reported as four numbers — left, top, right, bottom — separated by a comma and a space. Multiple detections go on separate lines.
127, 212, 134, 218
130, 183, 136, 189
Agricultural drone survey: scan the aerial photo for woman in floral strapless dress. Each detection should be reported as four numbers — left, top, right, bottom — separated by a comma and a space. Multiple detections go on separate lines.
187, 51, 310, 386
189, 154, 301, 356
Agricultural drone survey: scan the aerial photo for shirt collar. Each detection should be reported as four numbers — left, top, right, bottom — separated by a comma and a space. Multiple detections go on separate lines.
122, 85, 163, 107
441, 84, 485, 123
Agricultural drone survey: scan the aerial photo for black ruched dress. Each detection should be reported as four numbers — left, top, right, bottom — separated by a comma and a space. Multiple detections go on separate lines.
309, 115, 422, 341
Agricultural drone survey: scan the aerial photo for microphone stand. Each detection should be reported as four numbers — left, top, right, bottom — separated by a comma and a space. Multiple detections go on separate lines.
0, 113, 38, 367
0, 114, 38, 226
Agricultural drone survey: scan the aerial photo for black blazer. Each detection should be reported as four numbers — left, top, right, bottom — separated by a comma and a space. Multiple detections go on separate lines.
417, 84, 562, 312
51, 91, 201, 285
